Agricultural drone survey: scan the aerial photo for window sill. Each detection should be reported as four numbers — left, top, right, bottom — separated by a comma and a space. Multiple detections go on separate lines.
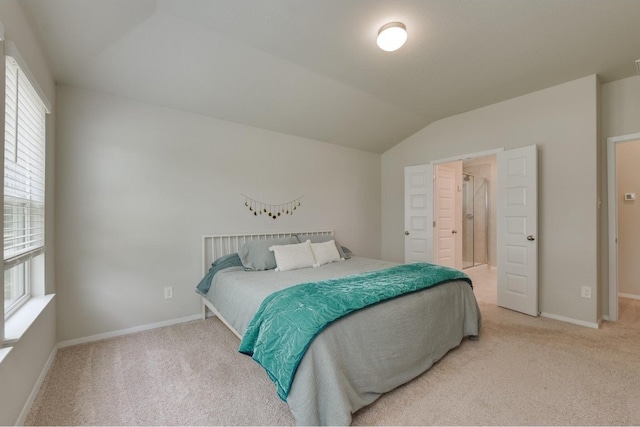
3, 294, 55, 346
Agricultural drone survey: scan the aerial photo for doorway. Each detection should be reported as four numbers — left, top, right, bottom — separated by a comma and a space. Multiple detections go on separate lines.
462, 157, 496, 305
432, 156, 497, 272
607, 133, 640, 321
433, 155, 497, 300
403, 145, 538, 316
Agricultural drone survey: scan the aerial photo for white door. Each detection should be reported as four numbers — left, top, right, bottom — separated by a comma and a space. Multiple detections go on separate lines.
497, 145, 538, 316
404, 165, 433, 264
434, 164, 457, 268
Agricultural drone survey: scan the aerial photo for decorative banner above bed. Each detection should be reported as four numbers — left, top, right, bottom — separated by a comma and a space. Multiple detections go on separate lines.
242, 194, 303, 219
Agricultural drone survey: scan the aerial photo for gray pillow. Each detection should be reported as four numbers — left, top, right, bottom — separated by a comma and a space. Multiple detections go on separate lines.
295, 234, 350, 259
239, 237, 298, 270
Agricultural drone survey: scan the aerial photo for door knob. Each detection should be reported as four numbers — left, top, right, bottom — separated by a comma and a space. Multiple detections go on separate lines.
405, 231, 410, 235
527, 235, 535, 241
452, 230, 458, 234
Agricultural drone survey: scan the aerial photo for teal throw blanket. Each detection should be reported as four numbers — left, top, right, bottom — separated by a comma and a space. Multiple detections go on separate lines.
195, 253, 244, 296
238, 262, 471, 400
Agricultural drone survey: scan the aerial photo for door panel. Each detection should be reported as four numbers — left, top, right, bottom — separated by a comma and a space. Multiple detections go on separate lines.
435, 164, 456, 267
404, 164, 433, 264
497, 145, 538, 316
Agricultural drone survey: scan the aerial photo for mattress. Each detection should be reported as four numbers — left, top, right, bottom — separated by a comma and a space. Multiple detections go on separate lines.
205, 257, 481, 425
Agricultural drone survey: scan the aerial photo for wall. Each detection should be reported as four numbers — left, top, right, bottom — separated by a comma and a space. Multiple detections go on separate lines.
616, 140, 640, 297
601, 76, 640, 138
382, 75, 599, 325
0, 1, 57, 425
0, 302, 56, 426
599, 75, 640, 315
55, 86, 381, 342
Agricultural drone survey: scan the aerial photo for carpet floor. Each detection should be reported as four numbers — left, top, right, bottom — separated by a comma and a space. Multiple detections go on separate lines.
26, 270, 640, 425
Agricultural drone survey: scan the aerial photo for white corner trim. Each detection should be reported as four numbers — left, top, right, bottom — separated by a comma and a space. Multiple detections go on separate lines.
540, 312, 600, 329
15, 343, 58, 426
57, 314, 203, 348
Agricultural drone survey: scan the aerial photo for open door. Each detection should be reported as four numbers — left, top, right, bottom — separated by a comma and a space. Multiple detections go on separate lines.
497, 145, 538, 316
434, 164, 459, 268
404, 164, 433, 264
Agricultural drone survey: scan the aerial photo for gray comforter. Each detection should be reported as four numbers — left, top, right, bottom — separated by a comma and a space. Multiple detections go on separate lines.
206, 257, 481, 425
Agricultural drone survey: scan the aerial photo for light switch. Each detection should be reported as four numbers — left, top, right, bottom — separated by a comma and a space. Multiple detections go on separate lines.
624, 193, 636, 201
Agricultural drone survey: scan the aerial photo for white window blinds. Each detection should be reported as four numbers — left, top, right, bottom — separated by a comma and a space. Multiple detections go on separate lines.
4, 56, 46, 269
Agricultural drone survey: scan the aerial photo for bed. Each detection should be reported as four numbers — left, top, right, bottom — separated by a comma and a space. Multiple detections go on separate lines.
198, 231, 481, 425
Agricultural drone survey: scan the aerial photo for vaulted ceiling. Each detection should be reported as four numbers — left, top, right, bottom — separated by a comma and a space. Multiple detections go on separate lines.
23, 0, 640, 153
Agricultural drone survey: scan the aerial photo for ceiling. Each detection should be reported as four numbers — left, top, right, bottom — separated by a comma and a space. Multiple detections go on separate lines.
22, 0, 640, 153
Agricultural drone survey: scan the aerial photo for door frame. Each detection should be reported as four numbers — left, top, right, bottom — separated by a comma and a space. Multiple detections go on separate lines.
432, 148, 503, 267
429, 146, 540, 317
432, 148, 503, 166
607, 132, 640, 322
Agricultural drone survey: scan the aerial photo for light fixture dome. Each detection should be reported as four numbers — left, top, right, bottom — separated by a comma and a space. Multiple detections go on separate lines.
377, 22, 407, 52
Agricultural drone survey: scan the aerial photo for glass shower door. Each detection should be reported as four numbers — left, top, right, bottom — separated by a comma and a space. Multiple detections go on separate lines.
462, 174, 474, 269
462, 173, 488, 269
473, 176, 488, 266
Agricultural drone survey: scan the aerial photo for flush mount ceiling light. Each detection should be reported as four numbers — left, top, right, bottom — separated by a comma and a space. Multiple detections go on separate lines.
377, 22, 407, 52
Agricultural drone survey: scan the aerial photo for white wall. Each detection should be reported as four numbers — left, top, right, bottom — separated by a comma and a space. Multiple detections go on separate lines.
601, 76, 640, 138
0, 302, 56, 426
382, 75, 599, 325
600, 75, 640, 315
0, 1, 57, 425
55, 86, 381, 342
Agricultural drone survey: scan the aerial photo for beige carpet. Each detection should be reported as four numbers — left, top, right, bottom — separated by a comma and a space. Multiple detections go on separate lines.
26, 285, 640, 425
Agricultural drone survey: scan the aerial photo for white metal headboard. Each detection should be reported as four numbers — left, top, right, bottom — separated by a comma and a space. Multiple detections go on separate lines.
202, 230, 334, 274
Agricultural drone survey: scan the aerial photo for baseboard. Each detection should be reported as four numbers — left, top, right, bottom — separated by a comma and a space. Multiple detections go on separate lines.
57, 314, 202, 348
464, 264, 495, 273
15, 343, 58, 426
540, 312, 600, 329
618, 292, 640, 300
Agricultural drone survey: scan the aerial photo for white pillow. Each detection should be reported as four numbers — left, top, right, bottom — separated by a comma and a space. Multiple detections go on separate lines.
311, 239, 342, 266
269, 240, 318, 272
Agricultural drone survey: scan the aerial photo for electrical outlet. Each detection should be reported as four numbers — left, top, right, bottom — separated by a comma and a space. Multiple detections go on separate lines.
164, 286, 173, 299
581, 286, 591, 299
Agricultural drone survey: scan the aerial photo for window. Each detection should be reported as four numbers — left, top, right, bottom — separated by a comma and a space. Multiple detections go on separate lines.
3, 53, 46, 318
